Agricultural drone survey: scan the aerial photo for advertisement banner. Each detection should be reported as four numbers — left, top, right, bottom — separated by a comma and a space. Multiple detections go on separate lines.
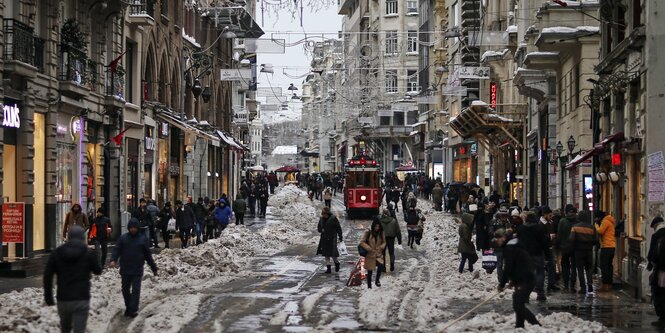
2, 202, 25, 243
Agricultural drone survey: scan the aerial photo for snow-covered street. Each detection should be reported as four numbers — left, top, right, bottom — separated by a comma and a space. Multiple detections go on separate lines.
0, 185, 655, 332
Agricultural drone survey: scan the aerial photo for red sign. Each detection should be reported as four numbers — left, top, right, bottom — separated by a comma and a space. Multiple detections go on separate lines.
2, 203, 25, 243
612, 153, 622, 166
490, 82, 497, 109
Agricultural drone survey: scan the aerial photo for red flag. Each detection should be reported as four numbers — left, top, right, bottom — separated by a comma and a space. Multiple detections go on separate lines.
553, 0, 568, 6
110, 128, 128, 146
108, 51, 127, 75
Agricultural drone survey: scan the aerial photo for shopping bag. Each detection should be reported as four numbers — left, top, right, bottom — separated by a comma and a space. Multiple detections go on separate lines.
338, 241, 349, 256
346, 257, 366, 287
167, 218, 177, 232
482, 249, 497, 272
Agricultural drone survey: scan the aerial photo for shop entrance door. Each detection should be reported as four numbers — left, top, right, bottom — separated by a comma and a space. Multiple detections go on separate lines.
56, 143, 76, 246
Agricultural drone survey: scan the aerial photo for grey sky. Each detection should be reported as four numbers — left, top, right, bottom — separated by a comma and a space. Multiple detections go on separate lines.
257, 4, 341, 95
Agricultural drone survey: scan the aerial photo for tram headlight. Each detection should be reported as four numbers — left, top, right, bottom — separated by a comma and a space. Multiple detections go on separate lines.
360, 195, 367, 201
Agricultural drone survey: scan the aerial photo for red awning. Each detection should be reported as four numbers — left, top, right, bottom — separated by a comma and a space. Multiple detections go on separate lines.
565, 132, 625, 170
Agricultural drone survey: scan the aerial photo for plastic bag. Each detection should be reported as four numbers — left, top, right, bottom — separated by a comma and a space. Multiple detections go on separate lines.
167, 218, 177, 231
338, 241, 349, 256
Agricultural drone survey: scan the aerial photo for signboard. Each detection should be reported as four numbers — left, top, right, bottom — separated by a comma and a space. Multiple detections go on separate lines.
220, 68, 252, 81
456, 66, 490, 80
648, 151, 665, 202
2, 103, 21, 128
490, 82, 497, 109
2, 202, 25, 243
160, 122, 169, 137
441, 85, 468, 96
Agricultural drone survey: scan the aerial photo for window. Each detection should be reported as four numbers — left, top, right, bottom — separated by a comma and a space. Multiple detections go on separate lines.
407, 30, 418, 53
385, 70, 398, 93
386, 0, 398, 15
452, 2, 459, 27
407, 110, 418, 125
380, 115, 392, 126
385, 31, 398, 54
125, 39, 135, 103
393, 111, 404, 126
407, 0, 418, 13
574, 63, 580, 108
407, 70, 418, 92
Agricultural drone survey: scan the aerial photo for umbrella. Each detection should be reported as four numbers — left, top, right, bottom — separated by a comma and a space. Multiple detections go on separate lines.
464, 182, 480, 188
448, 181, 465, 187
275, 165, 300, 173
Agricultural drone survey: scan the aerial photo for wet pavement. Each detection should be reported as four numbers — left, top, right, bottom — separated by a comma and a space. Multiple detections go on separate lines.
2, 195, 664, 332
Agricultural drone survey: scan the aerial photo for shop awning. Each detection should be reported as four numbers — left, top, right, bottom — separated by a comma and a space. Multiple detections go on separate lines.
156, 110, 220, 146
449, 100, 523, 153
216, 130, 243, 150
565, 132, 625, 170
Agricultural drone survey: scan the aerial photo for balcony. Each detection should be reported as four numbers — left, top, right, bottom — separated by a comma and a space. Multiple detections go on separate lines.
127, 0, 155, 27
3, 19, 38, 78
58, 45, 90, 98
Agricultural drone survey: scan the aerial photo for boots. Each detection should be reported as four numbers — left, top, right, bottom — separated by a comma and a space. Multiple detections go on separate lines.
325, 265, 332, 274
335, 262, 340, 272
367, 270, 373, 289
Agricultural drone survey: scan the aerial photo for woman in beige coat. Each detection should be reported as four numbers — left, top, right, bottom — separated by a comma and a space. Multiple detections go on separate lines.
360, 219, 386, 288
62, 203, 89, 240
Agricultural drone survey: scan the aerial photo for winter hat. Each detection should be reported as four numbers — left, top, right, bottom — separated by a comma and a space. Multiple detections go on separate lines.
67, 225, 86, 243
127, 218, 140, 230
382, 208, 391, 217
564, 204, 577, 214
577, 210, 592, 224
651, 216, 665, 228
511, 209, 520, 217
498, 206, 509, 214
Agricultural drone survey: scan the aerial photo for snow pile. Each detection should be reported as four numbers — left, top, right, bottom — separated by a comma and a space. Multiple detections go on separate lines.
0, 288, 60, 333
268, 184, 309, 207
264, 184, 322, 245
442, 311, 609, 332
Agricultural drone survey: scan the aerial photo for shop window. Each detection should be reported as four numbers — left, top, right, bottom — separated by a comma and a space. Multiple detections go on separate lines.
127, 138, 139, 209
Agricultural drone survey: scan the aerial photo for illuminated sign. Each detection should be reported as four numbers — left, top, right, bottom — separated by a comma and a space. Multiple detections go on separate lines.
2, 104, 20, 128
490, 82, 497, 109
612, 153, 622, 166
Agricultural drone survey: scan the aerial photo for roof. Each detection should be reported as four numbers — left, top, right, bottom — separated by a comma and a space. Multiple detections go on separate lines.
271, 145, 298, 155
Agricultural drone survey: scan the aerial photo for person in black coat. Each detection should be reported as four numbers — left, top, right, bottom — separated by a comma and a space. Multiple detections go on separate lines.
497, 233, 541, 329
158, 202, 175, 248
131, 198, 153, 246
109, 218, 158, 318
89, 208, 112, 267
405, 207, 420, 249
516, 212, 551, 301
317, 207, 343, 273
175, 200, 196, 248
44, 226, 102, 333
648, 216, 665, 326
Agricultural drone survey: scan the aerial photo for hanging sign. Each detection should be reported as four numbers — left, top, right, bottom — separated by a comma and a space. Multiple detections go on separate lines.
490, 82, 497, 109
2, 202, 25, 243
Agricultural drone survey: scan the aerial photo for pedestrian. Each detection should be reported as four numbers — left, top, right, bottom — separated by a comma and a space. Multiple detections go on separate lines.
516, 212, 550, 301
458, 212, 477, 273
248, 183, 257, 217
131, 198, 154, 247
205, 202, 217, 240
88, 208, 111, 267
596, 211, 616, 292
490, 207, 512, 282
474, 203, 493, 251
158, 202, 174, 248
258, 184, 269, 218
232, 194, 247, 225
379, 208, 402, 272
539, 206, 560, 292
496, 232, 542, 329
431, 183, 443, 211
570, 210, 599, 296
175, 200, 195, 248
648, 216, 665, 326
146, 200, 161, 248
193, 197, 207, 245
62, 203, 89, 241
323, 187, 333, 208
109, 218, 158, 318
556, 204, 578, 293
359, 219, 386, 288
44, 226, 102, 333
213, 199, 233, 236
405, 207, 420, 249
316, 207, 343, 273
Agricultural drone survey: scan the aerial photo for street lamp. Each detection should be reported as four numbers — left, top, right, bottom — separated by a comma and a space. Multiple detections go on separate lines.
556, 141, 564, 157
567, 135, 577, 154
547, 147, 558, 166
201, 85, 211, 103
192, 78, 203, 99
288, 83, 298, 91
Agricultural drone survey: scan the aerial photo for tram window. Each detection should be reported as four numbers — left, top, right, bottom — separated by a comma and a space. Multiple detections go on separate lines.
350, 172, 377, 187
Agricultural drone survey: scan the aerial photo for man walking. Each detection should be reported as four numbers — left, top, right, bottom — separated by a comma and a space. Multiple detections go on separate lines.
44, 226, 102, 333
556, 204, 578, 292
109, 218, 158, 317
648, 216, 665, 326
539, 206, 560, 291
497, 232, 542, 329
146, 200, 161, 248
316, 207, 343, 273
431, 183, 443, 211
175, 200, 196, 248
132, 198, 155, 247
89, 208, 112, 267
193, 197, 207, 245
379, 209, 402, 271
232, 194, 247, 225
516, 212, 550, 301
570, 210, 599, 296
596, 211, 616, 292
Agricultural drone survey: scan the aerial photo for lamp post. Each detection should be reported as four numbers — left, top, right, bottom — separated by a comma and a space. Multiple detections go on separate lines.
567, 135, 577, 155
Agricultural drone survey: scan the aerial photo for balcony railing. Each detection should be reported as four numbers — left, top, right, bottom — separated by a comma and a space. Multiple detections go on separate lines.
59, 45, 89, 86
129, 0, 155, 17
105, 67, 125, 101
3, 19, 35, 65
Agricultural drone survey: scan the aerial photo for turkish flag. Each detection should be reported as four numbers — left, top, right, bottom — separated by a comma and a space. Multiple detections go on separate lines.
110, 128, 128, 146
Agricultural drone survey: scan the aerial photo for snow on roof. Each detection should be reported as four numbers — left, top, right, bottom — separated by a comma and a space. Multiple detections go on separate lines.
506, 25, 518, 33
525, 52, 560, 61
272, 145, 298, 155
471, 100, 489, 107
541, 26, 600, 34
481, 49, 510, 62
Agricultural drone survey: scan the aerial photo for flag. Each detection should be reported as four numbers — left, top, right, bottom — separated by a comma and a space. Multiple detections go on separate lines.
107, 51, 127, 75
110, 128, 128, 146
553, 0, 568, 6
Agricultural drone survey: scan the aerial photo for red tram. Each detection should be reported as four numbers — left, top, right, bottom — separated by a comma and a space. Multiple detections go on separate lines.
344, 155, 382, 218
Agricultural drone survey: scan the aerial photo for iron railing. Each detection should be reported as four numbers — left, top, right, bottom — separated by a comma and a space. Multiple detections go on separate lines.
106, 67, 125, 101
129, 0, 155, 17
59, 44, 89, 87
3, 19, 35, 65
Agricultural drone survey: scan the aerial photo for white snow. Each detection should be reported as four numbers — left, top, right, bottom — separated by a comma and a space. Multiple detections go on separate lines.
541, 26, 600, 34
525, 51, 559, 57
481, 49, 510, 62
443, 311, 609, 332
271, 145, 298, 155
265, 184, 322, 245
506, 25, 518, 33
301, 286, 335, 318
181, 28, 201, 48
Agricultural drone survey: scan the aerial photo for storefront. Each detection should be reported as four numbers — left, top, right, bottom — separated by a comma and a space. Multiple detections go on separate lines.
452, 142, 478, 183
144, 125, 156, 201
55, 114, 83, 246
157, 121, 170, 206
126, 138, 140, 209
2, 99, 24, 257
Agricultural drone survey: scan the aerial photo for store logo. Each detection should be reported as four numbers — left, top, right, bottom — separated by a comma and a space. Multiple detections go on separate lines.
145, 136, 156, 150
2, 104, 20, 128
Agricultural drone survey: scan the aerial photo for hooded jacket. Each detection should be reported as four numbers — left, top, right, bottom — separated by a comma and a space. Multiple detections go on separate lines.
596, 215, 616, 248
570, 211, 599, 252
516, 214, 550, 258
176, 204, 196, 229
379, 212, 402, 242
110, 218, 157, 276
556, 214, 577, 254
499, 238, 535, 288
214, 200, 233, 226
458, 213, 476, 254
62, 204, 89, 239
44, 226, 102, 304
232, 195, 247, 214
